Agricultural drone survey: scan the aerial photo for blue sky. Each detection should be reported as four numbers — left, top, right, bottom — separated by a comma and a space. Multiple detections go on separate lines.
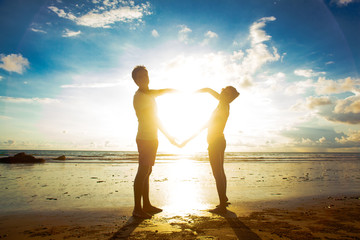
0, 0, 359, 151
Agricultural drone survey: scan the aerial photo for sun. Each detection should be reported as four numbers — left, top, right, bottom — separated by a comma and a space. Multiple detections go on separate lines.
157, 92, 217, 152
150, 54, 226, 152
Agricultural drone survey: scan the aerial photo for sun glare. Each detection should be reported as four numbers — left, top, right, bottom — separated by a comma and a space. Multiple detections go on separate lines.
157, 92, 216, 151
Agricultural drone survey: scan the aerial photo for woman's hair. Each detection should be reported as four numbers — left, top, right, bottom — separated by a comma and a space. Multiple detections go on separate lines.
225, 86, 240, 103
131, 65, 147, 81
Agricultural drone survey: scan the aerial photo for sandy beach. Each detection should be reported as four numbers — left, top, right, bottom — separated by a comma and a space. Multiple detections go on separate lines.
1, 153, 360, 239
1, 195, 360, 239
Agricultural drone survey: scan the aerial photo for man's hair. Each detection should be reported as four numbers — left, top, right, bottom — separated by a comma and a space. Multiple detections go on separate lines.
226, 86, 240, 103
132, 65, 147, 81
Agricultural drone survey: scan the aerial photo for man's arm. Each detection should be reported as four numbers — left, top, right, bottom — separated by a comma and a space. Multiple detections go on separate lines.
157, 117, 179, 147
180, 121, 209, 147
196, 88, 220, 100
148, 88, 177, 97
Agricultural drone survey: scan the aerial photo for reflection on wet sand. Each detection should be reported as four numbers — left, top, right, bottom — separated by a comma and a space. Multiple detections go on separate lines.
161, 159, 211, 217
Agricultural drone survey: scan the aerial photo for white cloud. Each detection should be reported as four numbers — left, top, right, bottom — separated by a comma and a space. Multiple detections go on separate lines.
332, 0, 356, 6
178, 25, 192, 44
249, 16, 276, 45
323, 110, 360, 124
231, 50, 244, 61
76, 6, 147, 28
205, 30, 218, 39
312, 92, 360, 124
202, 30, 218, 46
290, 96, 332, 112
62, 29, 82, 37
318, 137, 326, 143
306, 96, 332, 109
163, 17, 280, 89
60, 71, 128, 89
336, 130, 360, 144
151, 29, 159, 38
236, 16, 280, 87
49, 1, 151, 28
334, 95, 360, 114
285, 79, 314, 95
315, 77, 359, 95
301, 138, 313, 144
290, 90, 360, 124
287, 76, 358, 98
266, 72, 286, 89
0, 96, 59, 104
30, 28, 47, 34
294, 69, 326, 78
0, 53, 29, 74
48, 6, 77, 21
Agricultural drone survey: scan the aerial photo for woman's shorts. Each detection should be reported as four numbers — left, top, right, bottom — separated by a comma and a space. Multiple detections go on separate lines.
208, 137, 226, 164
136, 139, 158, 166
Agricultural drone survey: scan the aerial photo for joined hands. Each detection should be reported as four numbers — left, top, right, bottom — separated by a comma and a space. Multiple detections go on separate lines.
168, 137, 191, 148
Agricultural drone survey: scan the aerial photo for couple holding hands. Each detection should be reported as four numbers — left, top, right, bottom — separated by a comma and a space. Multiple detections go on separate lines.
132, 65, 239, 219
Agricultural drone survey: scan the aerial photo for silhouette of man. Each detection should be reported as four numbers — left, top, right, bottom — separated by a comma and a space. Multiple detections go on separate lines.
131, 65, 177, 218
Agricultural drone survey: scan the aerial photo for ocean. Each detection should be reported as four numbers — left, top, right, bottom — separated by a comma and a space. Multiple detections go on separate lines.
1, 150, 360, 213
1, 150, 359, 164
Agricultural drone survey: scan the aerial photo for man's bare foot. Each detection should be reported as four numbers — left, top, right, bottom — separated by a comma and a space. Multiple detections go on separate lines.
132, 209, 152, 219
143, 205, 163, 214
216, 201, 231, 208
209, 205, 227, 214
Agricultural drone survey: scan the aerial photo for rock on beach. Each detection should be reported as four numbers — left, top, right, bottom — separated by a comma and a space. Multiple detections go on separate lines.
0, 152, 45, 164
54, 155, 66, 160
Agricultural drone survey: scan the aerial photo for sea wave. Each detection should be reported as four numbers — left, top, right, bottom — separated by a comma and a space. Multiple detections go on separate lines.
0, 150, 359, 164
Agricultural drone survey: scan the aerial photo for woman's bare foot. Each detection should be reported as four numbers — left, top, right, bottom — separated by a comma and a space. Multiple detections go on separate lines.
132, 209, 152, 219
143, 205, 163, 214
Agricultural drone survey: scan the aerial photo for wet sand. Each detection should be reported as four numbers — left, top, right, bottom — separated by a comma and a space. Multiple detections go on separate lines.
1, 195, 360, 239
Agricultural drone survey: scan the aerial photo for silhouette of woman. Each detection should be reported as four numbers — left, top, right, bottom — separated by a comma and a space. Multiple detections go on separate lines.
182, 86, 239, 212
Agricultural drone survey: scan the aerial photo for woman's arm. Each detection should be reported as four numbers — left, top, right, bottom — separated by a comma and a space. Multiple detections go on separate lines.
180, 121, 209, 147
196, 88, 220, 100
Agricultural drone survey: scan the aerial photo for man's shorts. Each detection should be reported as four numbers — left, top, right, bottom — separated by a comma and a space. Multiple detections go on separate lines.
136, 139, 159, 166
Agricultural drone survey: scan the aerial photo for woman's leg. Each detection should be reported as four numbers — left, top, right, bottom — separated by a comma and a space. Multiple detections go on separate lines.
209, 140, 228, 206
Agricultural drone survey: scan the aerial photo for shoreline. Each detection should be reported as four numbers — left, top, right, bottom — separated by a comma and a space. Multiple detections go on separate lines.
1, 194, 359, 239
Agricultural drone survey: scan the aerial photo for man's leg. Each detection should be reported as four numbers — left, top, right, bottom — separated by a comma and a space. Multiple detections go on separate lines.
133, 164, 152, 218
142, 166, 152, 207
142, 166, 163, 214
